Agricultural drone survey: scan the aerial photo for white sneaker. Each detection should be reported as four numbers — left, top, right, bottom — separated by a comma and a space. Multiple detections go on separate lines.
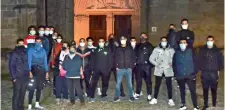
84, 92, 88, 97
140, 91, 143, 96
179, 105, 187, 110
193, 106, 200, 110
28, 104, 32, 110
35, 102, 44, 109
149, 98, 157, 105
168, 99, 175, 106
97, 88, 102, 96
134, 93, 140, 99
56, 98, 60, 105
147, 95, 151, 101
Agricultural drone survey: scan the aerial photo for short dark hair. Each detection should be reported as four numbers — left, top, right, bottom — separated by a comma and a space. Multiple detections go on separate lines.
98, 37, 105, 41
169, 24, 175, 27
49, 26, 54, 29
27, 25, 36, 34
160, 36, 167, 41
57, 34, 63, 39
70, 40, 76, 46
38, 25, 45, 29
79, 38, 85, 42
140, 32, 147, 35
179, 38, 187, 43
207, 35, 214, 40
35, 37, 42, 41
130, 37, 136, 40
16, 39, 24, 44
63, 41, 70, 47
86, 37, 94, 41
181, 18, 188, 24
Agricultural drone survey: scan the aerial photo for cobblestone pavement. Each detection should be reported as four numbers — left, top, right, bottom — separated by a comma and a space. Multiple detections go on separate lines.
1, 70, 224, 110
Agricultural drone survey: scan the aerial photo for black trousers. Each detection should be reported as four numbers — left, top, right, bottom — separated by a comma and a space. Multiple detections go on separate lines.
201, 71, 218, 107
12, 77, 29, 110
136, 65, 152, 95
153, 76, 172, 99
112, 68, 124, 94
177, 78, 198, 108
67, 78, 84, 102
90, 70, 110, 98
83, 69, 92, 97
28, 66, 46, 104
132, 67, 137, 88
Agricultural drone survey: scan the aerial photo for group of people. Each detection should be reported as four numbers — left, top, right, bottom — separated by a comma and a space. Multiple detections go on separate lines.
8, 18, 223, 110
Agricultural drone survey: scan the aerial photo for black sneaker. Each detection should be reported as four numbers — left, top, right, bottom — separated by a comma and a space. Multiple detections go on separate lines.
120, 92, 126, 97
129, 97, 135, 102
101, 96, 107, 103
114, 97, 120, 102
69, 100, 75, 106
202, 105, 208, 110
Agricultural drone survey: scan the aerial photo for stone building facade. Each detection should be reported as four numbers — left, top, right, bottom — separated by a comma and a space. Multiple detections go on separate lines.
1, 0, 224, 74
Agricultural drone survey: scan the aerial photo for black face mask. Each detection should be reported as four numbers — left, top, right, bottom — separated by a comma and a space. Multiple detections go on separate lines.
169, 29, 174, 32
62, 47, 66, 51
140, 37, 147, 43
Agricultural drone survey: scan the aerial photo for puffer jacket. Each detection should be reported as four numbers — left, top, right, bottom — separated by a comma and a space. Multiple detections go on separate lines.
149, 44, 175, 77
173, 48, 197, 79
8, 46, 29, 80
198, 45, 224, 72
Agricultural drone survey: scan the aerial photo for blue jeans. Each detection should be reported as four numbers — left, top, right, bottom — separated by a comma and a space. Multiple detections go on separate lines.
115, 68, 133, 97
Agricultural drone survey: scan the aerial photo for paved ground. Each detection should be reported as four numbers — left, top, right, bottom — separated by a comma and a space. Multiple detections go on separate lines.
1, 70, 224, 110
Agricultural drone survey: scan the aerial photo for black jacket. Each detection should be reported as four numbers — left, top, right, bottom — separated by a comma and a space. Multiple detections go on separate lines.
91, 46, 112, 74
8, 46, 29, 80
77, 47, 92, 71
115, 46, 136, 69
176, 29, 195, 48
136, 42, 154, 65
167, 29, 177, 48
198, 45, 224, 72
46, 35, 53, 52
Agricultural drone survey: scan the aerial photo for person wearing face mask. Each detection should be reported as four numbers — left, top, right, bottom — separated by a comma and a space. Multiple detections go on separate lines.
38, 26, 50, 58
9, 39, 29, 110
44, 26, 54, 63
134, 32, 154, 101
129, 37, 139, 88
114, 36, 136, 102
198, 36, 224, 110
107, 34, 125, 97
27, 37, 49, 110
62, 45, 85, 106
167, 24, 177, 48
149, 37, 175, 106
88, 37, 112, 103
176, 19, 195, 48
77, 38, 92, 97
24, 25, 37, 49
173, 39, 200, 110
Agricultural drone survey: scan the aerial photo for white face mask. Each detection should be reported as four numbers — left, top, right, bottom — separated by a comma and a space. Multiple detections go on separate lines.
88, 41, 93, 46
44, 30, 50, 35
120, 40, 126, 45
99, 42, 104, 48
30, 30, 36, 35
131, 42, 136, 47
181, 24, 188, 30
79, 42, 85, 47
56, 39, 62, 43
49, 30, 54, 35
52, 36, 57, 39
39, 31, 45, 36
161, 41, 167, 47
207, 41, 214, 47
179, 44, 187, 51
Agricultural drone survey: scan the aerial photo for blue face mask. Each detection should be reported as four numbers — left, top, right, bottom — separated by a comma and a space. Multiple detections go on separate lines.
179, 44, 187, 51
35, 43, 42, 50
69, 51, 75, 54
161, 42, 167, 47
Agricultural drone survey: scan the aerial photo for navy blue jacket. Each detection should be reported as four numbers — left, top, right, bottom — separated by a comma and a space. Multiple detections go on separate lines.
176, 29, 195, 48
173, 48, 197, 79
62, 54, 82, 78
40, 36, 50, 56
8, 46, 29, 80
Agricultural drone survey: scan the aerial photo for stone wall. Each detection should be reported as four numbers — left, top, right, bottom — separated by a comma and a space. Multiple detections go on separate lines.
144, 0, 224, 48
